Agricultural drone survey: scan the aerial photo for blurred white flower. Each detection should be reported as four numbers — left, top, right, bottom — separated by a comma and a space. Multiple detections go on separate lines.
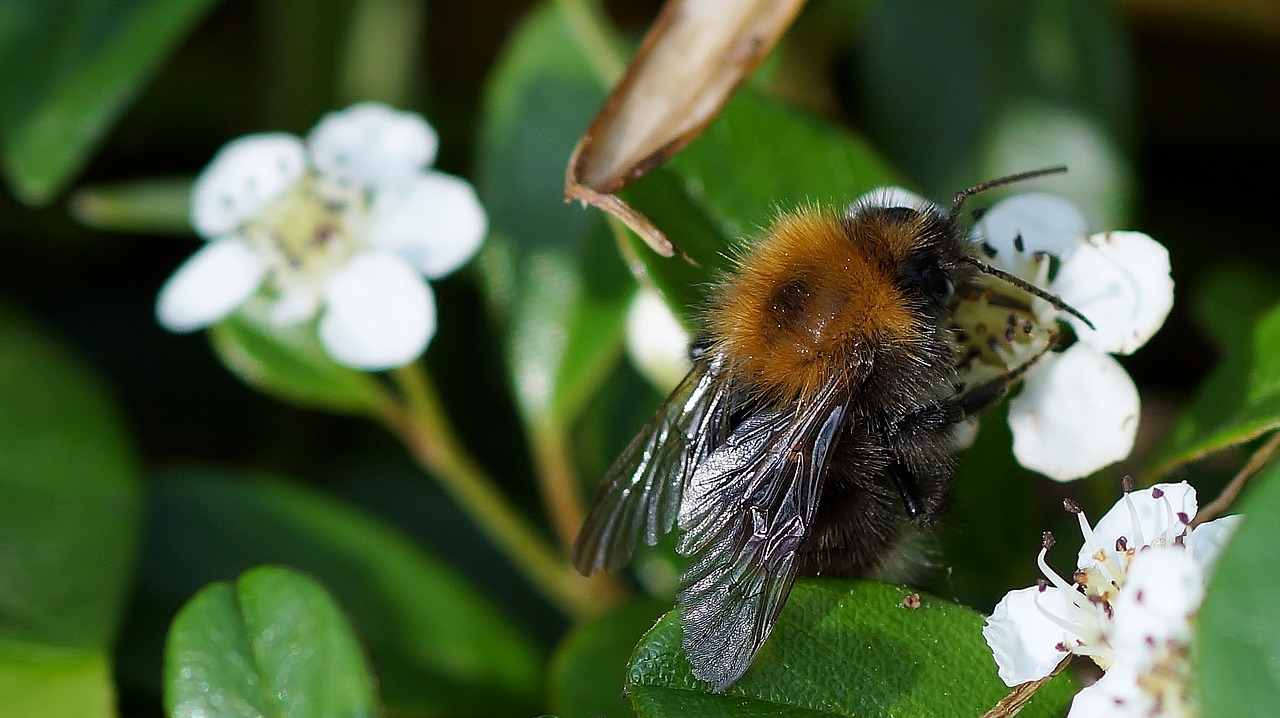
966, 194, 1173, 480
625, 287, 692, 392
983, 482, 1242, 717
156, 102, 487, 371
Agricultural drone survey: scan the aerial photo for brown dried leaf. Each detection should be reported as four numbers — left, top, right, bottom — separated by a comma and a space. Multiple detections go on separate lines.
565, 0, 806, 258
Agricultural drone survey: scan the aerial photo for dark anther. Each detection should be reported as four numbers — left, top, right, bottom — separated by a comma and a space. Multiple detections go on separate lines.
1063, 498, 1082, 514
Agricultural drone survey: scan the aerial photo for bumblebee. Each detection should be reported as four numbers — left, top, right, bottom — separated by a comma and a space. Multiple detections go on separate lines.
572, 169, 1088, 690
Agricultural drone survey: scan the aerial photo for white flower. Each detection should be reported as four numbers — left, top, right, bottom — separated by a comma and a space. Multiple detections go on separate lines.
983, 482, 1242, 717
851, 186, 1171, 481
969, 194, 1173, 480
156, 102, 487, 371
625, 287, 692, 392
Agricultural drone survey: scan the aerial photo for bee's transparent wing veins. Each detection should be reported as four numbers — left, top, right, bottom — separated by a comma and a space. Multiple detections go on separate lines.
675, 379, 847, 691
572, 355, 732, 574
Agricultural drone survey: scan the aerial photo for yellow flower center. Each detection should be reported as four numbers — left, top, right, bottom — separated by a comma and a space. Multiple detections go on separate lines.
242, 173, 368, 292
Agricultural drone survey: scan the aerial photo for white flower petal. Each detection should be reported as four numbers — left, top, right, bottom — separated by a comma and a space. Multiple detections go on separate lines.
191, 134, 306, 236
270, 283, 323, 326
157, 236, 266, 332
850, 185, 936, 214
1008, 344, 1139, 481
1050, 231, 1173, 355
366, 171, 487, 278
308, 102, 439, 190
1110, 547, 1200, 654
1066, 664, 1153, 718
1187, 514, 1242, 576
1084, 483, 1197, 568
974, 193, 1088, 276
626, 287, 692, 392
318, 251, 436, 370
983, 586, 1077, 686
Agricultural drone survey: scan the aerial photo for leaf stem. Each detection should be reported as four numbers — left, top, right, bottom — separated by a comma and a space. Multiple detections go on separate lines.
529, 420, 588, 550
380, 362, 617, 617
554, 0, 627, 84
1193, 429, 1280, 526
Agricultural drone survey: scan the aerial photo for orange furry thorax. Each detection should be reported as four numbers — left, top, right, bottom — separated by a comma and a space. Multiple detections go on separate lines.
705, 206, 928, 404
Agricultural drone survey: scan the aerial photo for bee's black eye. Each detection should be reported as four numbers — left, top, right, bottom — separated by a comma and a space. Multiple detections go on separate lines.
903, 257, 954, 304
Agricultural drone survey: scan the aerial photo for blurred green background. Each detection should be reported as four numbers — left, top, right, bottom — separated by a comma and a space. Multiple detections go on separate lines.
1, 0, 1278, 715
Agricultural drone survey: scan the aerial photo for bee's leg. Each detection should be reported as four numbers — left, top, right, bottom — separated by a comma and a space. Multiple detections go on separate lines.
955, 337, 1058, 415
887, 461, 924, 518
953, 373, 1015, 416
883, 404, 963, 523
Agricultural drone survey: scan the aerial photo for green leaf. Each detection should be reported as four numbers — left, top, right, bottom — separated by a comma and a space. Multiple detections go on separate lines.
1151, 265, 1280, 476
1198, 462, 1280, 718
550, 600, 666, 718
857, 0, 1135, 202
476, 5, 632, 427
0, 304, 140, 650
0, 648, 114, 718
208, 306, 386, 416
857, 0, 990, 198
68, 176, 194, 235
134, 467, 540, 716
623, 89, 901, 316
0, 0, 220, 205
164, 566, 380, 718
627, 581, 1075, 718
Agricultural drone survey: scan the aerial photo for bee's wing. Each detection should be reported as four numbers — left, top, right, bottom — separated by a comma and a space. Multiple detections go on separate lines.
572, 356, 733, 575
674, 380, 847, 691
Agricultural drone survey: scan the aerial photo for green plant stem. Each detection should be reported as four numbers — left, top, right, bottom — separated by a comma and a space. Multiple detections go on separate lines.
554, 0, 627, 84
382, 363, 617, 617
337, 0, 423, 105
529, 420, 589, 551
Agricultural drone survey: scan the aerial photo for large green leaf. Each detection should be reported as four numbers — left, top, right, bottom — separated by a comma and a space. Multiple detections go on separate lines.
208, 306, 386, 417
1151, 264, 1280, 476
0, 304, 140, 650
623, 88, 901, 316
133, 468, 540, 716
0, 0, 219, 205
164, 566, 380, 718
476, 5, 632, 427
1198, 461, 1280, 718
627, 580, 1075, 718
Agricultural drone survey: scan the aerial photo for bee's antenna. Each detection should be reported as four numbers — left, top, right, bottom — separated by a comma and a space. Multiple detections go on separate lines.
946, 166, 1068, 225
960, 255, 1096, 330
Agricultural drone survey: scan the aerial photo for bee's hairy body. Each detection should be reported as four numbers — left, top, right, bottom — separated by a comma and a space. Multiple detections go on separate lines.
573, 187, 1038, 692
707, 204, 975, 576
